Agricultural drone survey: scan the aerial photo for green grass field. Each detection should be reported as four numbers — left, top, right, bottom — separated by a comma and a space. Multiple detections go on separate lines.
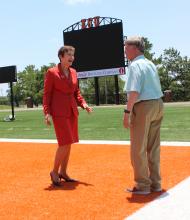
0, 105, 190, 141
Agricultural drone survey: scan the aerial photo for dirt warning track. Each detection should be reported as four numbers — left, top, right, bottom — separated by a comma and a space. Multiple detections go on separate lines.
0, 142, 190, 220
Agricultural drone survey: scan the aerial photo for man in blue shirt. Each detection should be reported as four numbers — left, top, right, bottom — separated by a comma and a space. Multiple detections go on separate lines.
123, 36, 163, 195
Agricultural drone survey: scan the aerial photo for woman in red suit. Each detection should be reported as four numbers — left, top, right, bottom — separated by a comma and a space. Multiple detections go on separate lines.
43, 46, 92, 186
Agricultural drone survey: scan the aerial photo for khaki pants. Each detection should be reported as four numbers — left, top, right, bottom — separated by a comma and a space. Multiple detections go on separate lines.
130, 99, 163, 191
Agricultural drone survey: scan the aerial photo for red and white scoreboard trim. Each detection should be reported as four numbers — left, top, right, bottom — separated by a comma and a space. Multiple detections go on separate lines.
77, 67, 125, 78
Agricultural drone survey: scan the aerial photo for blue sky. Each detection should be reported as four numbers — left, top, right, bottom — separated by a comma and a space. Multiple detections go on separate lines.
0, 0, 189, 95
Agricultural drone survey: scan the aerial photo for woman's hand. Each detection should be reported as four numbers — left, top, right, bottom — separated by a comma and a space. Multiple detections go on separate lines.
83, 104, 93, 114
45, 114, 51, 126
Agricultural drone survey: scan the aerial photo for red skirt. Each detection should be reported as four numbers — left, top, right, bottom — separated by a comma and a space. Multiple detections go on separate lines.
52, 114, 79, 146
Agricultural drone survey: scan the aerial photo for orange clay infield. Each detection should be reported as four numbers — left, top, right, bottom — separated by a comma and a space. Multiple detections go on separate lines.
0, 142, 190, 220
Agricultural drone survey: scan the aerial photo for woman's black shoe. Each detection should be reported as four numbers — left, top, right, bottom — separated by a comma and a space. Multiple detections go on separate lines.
50, 171, 61, 186
59, 174, 78, 182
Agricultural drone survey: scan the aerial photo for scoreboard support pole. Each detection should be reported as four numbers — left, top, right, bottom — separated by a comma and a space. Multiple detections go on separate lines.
94, 77, 100, 106
10, 82, 15, 120
114, 75, 120, 105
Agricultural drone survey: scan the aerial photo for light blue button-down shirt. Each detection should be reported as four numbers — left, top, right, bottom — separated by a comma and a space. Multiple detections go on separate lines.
124, 55, 163, 102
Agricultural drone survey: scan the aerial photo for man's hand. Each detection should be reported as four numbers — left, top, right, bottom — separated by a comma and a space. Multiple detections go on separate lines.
123, 113, 130, 129
123, 91, 139, 129
45, 114, 51, 126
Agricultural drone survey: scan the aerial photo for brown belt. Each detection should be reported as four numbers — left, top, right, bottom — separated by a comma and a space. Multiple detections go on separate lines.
138, 98, 161, 103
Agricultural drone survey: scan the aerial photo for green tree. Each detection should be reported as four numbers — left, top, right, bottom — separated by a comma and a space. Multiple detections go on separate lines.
158, 48, 190, 101
143, 37, 162, 64
10, 63, 56, 106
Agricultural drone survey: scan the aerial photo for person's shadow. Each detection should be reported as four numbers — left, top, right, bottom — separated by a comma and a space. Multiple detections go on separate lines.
44, 180, 94, 191
126, 189, 168, 203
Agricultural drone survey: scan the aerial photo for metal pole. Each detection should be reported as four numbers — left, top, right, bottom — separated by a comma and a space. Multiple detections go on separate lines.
10, 82, 15, 120
114, 75, 120, 105
105, 77, 108, 104
94, 77, 100, 106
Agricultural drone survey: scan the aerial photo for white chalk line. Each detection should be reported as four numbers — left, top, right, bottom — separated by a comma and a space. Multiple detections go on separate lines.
0, 138, 190, 147
125, 176, 190, 220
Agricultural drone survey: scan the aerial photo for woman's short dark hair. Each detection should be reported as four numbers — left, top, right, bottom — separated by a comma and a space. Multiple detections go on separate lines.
58, 46, 75, 60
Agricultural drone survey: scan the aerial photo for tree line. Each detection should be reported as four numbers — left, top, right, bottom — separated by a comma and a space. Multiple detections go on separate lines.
4, 38, 190, 106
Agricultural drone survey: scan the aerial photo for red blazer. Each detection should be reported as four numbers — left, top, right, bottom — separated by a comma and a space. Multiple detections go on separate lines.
43, 64, 86, 117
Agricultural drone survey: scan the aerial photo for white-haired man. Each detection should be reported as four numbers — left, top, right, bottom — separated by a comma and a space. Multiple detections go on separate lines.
123, 36, 163, 195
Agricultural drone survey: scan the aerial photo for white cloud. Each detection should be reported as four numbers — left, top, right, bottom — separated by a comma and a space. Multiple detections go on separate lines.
63, 0, 96, 5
